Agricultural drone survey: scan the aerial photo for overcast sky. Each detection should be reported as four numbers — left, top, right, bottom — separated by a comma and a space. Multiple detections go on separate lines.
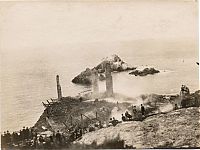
0, 0, 198, 55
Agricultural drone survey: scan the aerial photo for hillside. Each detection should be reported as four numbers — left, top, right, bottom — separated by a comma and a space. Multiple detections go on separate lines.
75, 107, 200, 149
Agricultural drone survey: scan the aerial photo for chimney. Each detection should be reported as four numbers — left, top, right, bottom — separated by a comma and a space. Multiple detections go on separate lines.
105, 62, 113, 97
56, 75, 62, 100
92, 69, 99, 97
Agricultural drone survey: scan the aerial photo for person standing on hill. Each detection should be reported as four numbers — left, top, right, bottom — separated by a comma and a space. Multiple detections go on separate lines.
141, 104, 145, 116
121, 114, 126, 121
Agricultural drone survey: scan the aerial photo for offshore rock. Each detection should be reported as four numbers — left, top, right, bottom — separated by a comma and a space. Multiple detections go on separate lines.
72, 54, 136, 85
72, 68, 92, 85
129, 67, 160, 76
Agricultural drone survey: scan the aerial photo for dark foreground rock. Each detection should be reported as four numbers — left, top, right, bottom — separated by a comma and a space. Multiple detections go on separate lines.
72, 54, 136, 85
129, 67, 160, 76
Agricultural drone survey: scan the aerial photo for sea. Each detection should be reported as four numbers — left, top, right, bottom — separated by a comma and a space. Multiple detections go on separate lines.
0, 39, 199, 132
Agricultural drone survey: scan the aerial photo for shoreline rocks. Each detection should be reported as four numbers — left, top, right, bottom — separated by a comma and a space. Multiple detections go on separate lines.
129, 67, 160, 76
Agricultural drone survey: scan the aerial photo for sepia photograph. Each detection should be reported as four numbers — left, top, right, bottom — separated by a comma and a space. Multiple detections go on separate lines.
0, 0, 199, 149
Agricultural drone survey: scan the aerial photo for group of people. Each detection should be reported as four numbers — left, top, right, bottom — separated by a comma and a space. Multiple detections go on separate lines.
1, 127, 34, 148
1, 127, 68, 149
121, 104, 146, 122
180, 85, 190, 96
107, 104, 146, 127
35, 130, 67, 148
108, 117, 121, 127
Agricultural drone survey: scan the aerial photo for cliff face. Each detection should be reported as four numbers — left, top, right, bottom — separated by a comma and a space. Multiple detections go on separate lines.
75, 107, 200, 148
72, 54, 136, 85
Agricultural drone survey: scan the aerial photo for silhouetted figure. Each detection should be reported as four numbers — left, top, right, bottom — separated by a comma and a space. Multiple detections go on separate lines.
22, 127, 26, 140
19, 130, 22, 141
79, 129, 83, 137
1, 132, 6, 147
141, 104, 145, 116
33, 132, 38, 148
108, 118, 113, 127
79, 97, 83, 102
121, 114, 126, 121
49, 135, 54, 144
25, 127, 30, 139
56, 130, 62, 145
39, 135, 44, 142
180, 85, 190, 96
30, 128, 34, 139
6, 130, 11, 144
111, 118, 119, 126
38, 135, 44, 148
132, 106, 137, 114
125, 111, 132, 120
12, 132, 18, 144
174, 104, 178, 110
61, 133, 66, 146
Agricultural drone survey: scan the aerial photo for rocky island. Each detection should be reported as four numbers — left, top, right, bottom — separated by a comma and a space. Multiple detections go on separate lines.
72, 54, 136, 85
129, 67, 160, 76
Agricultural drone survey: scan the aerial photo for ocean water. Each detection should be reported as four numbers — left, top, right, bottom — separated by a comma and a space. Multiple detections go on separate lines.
0, 40, 199, 132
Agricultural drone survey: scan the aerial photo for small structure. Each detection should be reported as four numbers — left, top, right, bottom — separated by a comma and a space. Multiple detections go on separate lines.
105, 62, 113, 97
56, 75, 62, 101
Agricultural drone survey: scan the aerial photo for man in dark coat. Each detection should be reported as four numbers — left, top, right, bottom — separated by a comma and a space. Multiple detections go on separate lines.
141, 104, 145, 116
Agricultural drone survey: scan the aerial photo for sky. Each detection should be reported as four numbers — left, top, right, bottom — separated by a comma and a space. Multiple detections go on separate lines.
0, 0, 198, 56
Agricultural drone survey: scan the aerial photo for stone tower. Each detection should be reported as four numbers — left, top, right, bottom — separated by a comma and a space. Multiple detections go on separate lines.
105, 62, 113, 97
56, 75, 62, 100
92, 69, 99, 97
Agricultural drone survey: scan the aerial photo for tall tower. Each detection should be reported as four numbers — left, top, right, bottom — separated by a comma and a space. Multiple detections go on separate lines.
92, 69, 99, 97
56, 75, 62, 100
105, 62, 113, 97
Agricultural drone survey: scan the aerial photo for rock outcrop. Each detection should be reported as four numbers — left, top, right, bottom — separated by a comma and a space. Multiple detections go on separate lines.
72, 54, 136, 85
75, 107, 200, 148
129, 67, 160, 76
